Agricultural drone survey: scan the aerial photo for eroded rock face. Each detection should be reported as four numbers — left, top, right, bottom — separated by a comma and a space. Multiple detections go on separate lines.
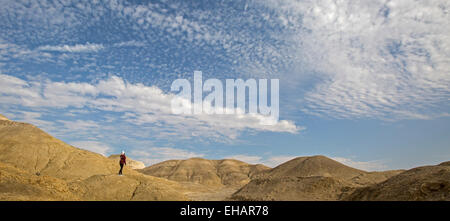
139, 158, 270, 187
108, 155, 146, 170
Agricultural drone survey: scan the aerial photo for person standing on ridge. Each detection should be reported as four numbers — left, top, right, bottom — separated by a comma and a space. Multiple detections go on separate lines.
119, 150, 126, 175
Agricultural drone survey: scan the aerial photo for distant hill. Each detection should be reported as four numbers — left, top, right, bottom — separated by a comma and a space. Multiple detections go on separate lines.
231, 155, 403, 200
108, 154, 145, 170
0, 116, 187, 200
138, 158, 270, 187
345, 161, 450, 201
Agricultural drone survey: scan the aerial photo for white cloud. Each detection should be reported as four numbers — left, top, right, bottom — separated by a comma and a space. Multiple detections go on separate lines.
331, 156, 387, 171
263, 155, 298, 167
8, 111, 55, 130
130, 147, 204, 166
132, 150, 296, 168
225, 155, 263, 165
59, 119, 100, 131
2, 1, 448, 124
263, 0, 450, 120
225, 154, 297, 167
113, 40, 145, 47
111, 2, 219, 45
37, 43, 104, 53
0, 74, 40, 100
70, 140, 112, 156
0, 74, 300, 141
224, 154, 388, 170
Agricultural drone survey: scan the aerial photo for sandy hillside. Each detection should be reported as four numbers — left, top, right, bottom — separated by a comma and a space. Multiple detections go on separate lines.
139, 158, 270, 187
231, 155, 403, 201
344, 161, 450, 201
0, 115, 187, 201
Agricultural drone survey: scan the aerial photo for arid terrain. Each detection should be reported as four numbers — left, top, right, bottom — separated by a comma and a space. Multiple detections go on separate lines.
0, 113, 448, 201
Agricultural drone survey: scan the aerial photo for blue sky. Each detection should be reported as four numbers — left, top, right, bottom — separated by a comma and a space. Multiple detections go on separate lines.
1, 0, 449, 170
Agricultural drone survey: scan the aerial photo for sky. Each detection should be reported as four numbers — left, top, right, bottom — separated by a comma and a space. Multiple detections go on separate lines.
1, 0, 449, 171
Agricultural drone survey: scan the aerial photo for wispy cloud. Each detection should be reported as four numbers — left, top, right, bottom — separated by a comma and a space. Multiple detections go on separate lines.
226, 154, 388, 170
263, 155, 298, 167
5, 0, 447, 123
225, 155, 264, 165
130, 147, 204, 166
262, 0, 450, 120
331, 157, 387, 171
225, 154, 297, 167
113, 40, 145, 47
70, 140, 112, 156
37, 43, 104, 53
0, 74, 300, 141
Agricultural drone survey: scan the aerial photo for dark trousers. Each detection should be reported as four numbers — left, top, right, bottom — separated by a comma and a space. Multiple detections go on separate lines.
119, 163, 124, 175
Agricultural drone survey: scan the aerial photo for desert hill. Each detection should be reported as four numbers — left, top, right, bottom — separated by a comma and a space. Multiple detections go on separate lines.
345, 161, 450, 201
139, 158, 270, 187
264, 155, 365, 179
231, 155, 403, 201
0, 116, 187, 200
108, 154, 145, 170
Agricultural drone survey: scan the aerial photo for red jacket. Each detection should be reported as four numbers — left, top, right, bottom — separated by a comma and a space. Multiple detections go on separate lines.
120, 154, 126, 165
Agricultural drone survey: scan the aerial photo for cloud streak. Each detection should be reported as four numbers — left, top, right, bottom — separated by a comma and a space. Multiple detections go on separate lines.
70, 140, 112, 156
0, 74, 300, 141
130, 147, 204, 166
226, 154, 388, 170
331, 157, 387, 171
38, 43, 104, 53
